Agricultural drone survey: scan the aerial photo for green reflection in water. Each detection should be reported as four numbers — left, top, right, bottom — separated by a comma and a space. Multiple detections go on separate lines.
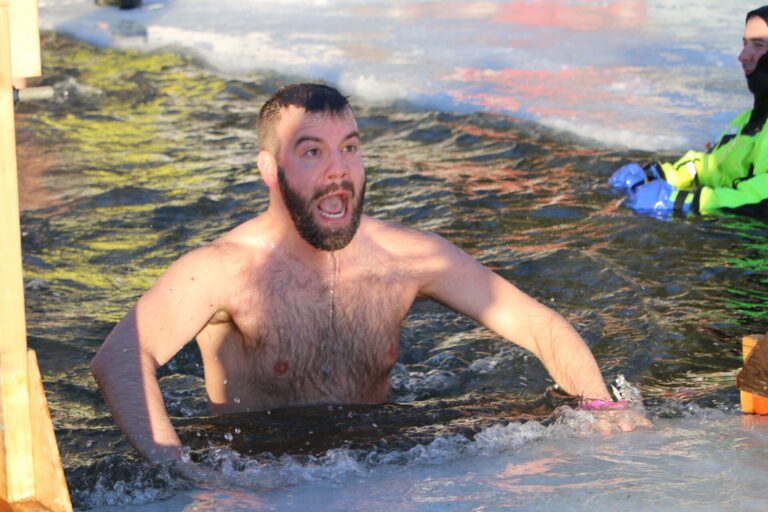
21, 34, 268, 325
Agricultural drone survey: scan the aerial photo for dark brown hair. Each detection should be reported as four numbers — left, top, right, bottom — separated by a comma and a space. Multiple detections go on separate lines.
747, 6, 768, 24
257, 83, 350, 154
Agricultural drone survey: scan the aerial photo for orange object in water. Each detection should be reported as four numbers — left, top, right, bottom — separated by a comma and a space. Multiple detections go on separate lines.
741, 389, 755, 413
756, 396, 768, 415
740, 334, 768, 415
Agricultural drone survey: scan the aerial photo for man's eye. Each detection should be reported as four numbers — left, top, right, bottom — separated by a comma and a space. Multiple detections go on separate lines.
343, 144, 358, 153
304, 148, 320, 157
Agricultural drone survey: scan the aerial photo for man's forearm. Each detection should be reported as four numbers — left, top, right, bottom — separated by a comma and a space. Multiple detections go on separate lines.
535, 311, 612, 401
91, 344, 183, 463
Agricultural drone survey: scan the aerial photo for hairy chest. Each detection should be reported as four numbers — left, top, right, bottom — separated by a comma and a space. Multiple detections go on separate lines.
213, 259, 417, 406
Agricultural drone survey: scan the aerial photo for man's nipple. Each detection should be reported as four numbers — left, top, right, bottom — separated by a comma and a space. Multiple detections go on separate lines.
388, 342, 399, 363
274, 360, 290, 377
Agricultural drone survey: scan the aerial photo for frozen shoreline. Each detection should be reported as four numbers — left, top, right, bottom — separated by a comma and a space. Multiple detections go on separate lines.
37, 0, 755, 152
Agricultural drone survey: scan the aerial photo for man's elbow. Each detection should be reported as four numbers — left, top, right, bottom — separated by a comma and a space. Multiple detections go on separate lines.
90, 341, 126, 385
90, 348, 109, 386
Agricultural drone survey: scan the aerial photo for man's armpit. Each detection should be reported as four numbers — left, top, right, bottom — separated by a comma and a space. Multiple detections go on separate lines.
207, 309, 233, 325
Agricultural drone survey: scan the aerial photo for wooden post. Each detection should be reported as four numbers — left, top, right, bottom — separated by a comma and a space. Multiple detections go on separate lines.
9, 0, 41, 79
0, 0, 72, 510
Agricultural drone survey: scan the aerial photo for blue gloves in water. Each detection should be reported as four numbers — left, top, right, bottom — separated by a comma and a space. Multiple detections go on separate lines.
610, 162, 695, 216
626, 180, 692, 216
608, 162, 662, 193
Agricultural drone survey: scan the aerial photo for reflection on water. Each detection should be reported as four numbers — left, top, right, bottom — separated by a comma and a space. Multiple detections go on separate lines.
352, 0, 646, 31
16, 34, 768, 509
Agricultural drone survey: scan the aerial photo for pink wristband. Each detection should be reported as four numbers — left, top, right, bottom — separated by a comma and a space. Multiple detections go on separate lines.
579, 399, 628, 411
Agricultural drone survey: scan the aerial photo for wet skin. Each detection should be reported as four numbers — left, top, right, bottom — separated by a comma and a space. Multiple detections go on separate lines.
91, 105, 650, 463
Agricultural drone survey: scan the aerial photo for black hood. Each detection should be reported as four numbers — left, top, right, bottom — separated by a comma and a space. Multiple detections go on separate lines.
747, 6, 768, 24
747, 52, 768, 101
746, 7, 768, 118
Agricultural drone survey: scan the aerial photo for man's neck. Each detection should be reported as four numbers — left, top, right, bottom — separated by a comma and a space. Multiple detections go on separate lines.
262, 203, 359, 267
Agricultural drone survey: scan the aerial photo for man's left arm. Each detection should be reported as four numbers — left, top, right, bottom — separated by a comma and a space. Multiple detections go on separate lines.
690, 173, 768, 215
419, 235, 651, 431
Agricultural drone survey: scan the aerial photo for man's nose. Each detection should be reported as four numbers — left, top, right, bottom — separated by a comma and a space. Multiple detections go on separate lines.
740, 45, 755, 63
324, 149, 350, 180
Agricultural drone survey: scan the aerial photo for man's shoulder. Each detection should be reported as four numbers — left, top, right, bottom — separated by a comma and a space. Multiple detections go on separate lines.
357, 216, 483, 293
362, 215, 447, 243
176, 218, 272, 269
359, 216, 459, 260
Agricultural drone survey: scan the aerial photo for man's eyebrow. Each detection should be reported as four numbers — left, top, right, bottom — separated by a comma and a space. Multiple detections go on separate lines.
294, 135, 321, 148
344, 130, 361, 142
293, 131, 360, 148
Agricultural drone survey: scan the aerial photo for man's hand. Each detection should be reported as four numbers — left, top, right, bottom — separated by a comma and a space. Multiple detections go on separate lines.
170, 459, 238, 490
589, 408, 653, 434
576, 394, 653, 434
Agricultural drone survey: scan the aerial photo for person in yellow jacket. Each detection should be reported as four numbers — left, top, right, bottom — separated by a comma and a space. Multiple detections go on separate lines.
610, 6, 768, 217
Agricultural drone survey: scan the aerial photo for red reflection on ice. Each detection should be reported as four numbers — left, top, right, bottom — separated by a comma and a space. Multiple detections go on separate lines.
442, 65, 650, 133
392, 0, 646, 32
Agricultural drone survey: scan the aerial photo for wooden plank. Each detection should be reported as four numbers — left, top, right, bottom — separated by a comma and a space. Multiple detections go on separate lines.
0, 0, 36, 504
26, 350, 72, 512
8, 0, 41, 79
0, 496, 14, 512
1, 2, 72, 510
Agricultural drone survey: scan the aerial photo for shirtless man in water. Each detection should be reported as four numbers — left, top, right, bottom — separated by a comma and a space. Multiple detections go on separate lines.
91, 83, 651, 463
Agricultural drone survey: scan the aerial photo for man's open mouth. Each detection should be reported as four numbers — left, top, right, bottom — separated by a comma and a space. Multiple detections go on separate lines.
317, 193, 348, 219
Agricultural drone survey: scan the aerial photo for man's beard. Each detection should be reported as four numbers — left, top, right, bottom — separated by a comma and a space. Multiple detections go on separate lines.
277, 167, 365, 251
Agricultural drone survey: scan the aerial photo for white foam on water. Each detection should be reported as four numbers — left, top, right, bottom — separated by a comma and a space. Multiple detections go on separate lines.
185, 407, 606, 491
86, 410, 768, 512
161, 380, 648, 501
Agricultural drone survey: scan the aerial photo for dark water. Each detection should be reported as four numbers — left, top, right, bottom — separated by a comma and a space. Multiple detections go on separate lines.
14, 33, 768, 510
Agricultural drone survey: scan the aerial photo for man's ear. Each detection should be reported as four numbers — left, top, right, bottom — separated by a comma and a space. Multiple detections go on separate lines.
257, 150, 278, 189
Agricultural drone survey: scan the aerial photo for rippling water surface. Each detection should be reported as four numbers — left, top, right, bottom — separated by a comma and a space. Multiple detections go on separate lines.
15, 35, 768, 510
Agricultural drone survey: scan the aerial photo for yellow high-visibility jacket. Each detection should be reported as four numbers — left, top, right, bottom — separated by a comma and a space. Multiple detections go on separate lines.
660, 109, 768, 215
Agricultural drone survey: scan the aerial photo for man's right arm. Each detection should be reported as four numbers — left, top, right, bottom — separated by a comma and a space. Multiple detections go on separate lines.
91, 305, 185, 462
91, 246, 231, 462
